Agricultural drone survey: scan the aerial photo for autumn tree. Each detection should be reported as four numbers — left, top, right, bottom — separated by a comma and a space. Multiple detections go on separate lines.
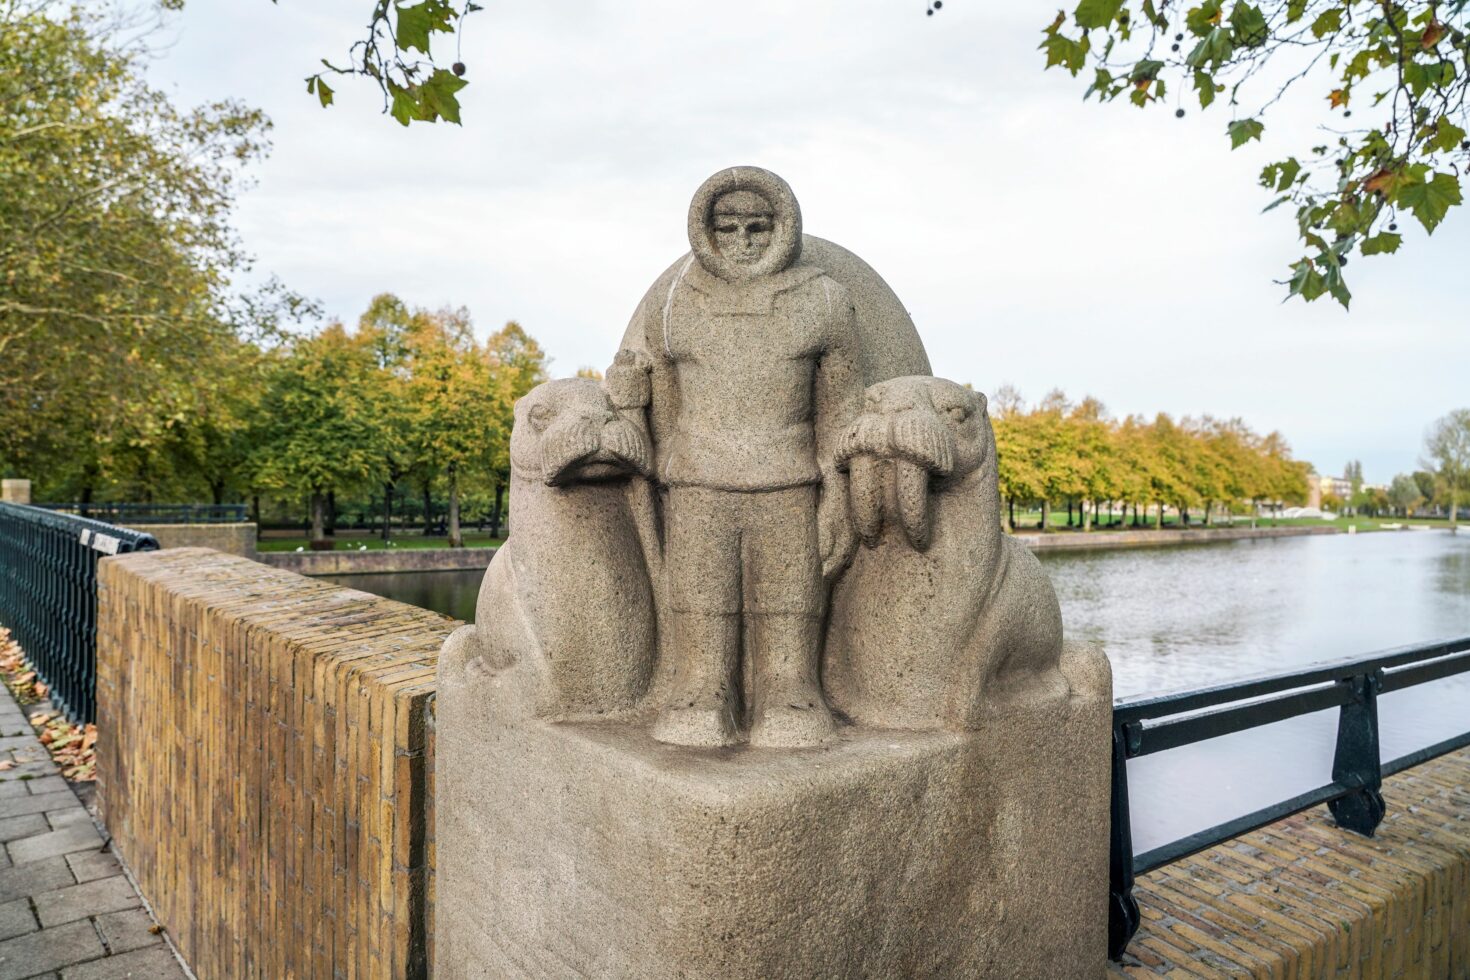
402, 307, 516, 547
1038, 0, 1468, 306
250, 324, 389, 545
0, 3, 272, 499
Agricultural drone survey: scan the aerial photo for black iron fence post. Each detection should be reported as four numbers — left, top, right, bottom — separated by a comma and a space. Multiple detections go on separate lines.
1107, 724, 1141, 959
1327, 670, 1386, 836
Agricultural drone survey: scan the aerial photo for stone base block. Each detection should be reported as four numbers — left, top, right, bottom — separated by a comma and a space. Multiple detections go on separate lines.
436, 645, 1111, 979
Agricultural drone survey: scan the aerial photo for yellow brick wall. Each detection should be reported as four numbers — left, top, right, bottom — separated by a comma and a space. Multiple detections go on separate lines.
1111, 747, 1470, 977
95, 548, 454, 980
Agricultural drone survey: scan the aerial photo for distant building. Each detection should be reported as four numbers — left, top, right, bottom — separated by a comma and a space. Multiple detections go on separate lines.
1307, 474, 1355, 508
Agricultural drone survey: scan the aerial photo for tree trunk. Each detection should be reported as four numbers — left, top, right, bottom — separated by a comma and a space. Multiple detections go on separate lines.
326, 490, 337, 537
310, 491, 326, 544
250, 494, 260, 525
1450, 489, 1459, 531
448, 468, 463, 547
1157, 501, 1165, 529
423, 484, 433, 535
1067, 500, 1074, 527
1008, 498, 1015, 531
211, 480, 225, 506
382, 481, 394, 542
491, 481, 505, 538
1082, 499, 1091, 532
1040, 499, 1050, 532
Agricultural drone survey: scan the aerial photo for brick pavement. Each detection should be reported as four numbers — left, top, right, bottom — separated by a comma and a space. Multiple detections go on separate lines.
0, 683, 187, 980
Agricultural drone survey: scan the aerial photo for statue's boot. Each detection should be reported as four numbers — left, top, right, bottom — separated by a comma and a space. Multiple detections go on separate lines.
651, 611, 740, 748
748, 613, 835, 748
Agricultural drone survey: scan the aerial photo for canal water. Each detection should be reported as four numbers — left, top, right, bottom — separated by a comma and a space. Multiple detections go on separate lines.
322, 530, 1470, 853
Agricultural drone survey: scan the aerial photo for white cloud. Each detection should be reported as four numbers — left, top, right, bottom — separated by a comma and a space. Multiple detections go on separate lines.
144, 0, 1469, 483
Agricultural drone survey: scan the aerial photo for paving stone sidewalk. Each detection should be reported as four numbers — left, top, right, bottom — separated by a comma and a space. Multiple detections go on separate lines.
0, 684, 187, 980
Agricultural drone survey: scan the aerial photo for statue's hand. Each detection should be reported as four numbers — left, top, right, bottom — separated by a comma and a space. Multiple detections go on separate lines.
605, 349, 652, 410
819, 482, 856, 583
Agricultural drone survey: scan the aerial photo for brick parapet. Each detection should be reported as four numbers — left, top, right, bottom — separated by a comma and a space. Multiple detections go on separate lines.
95, 547, 456, 979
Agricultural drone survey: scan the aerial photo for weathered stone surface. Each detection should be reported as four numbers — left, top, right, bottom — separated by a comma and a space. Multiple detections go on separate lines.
437, 639, 1110, 978
437, 167, 1112, 978
0, 920, 101, 980
0, 898, 34, 942
34, 875, 141, 928
826, 376, 1071, 729
7, 822, 103, 866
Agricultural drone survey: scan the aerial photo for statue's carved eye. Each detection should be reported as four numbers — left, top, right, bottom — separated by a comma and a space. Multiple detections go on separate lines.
529, 404, 553, 432
948, 405, 970, 423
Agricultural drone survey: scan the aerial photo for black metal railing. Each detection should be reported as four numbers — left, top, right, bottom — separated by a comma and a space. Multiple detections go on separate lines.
36, 502, 247, 525
1108, 634, 1470, 959
0, 503, 158, 723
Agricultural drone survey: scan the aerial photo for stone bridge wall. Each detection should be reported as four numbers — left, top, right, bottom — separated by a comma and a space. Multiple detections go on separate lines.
95, 548, 453, 980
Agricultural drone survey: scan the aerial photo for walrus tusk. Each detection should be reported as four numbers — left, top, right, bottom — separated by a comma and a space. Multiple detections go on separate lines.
848, 455, 885, 547
895, 458, 932, 551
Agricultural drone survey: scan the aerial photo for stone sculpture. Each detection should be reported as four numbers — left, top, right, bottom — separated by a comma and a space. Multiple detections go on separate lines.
825, 375, 1070, 729
436, 166, 1113, 979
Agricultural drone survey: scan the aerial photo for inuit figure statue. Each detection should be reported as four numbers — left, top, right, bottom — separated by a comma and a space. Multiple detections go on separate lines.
606, 166, 865, 749
438, 377, 656, 720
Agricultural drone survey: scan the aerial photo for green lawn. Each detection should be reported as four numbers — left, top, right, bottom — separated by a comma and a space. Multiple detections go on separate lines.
256, 533, 505, 552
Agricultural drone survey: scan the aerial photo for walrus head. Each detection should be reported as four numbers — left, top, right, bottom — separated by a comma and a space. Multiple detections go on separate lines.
510, 378, 652, 486
836, 376, 990, 551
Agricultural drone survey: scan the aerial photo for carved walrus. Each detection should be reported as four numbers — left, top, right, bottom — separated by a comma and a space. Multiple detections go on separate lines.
439, 378, 657, 720
824, 376, 1091, 730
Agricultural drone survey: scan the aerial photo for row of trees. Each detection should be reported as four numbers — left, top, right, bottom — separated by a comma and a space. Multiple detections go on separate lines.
0, 5, 548, 545
989, 388, 1310, 530
246, 298, 546, 546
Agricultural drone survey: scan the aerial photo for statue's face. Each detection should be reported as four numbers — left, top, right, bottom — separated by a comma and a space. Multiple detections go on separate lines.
712, 191, 774, 268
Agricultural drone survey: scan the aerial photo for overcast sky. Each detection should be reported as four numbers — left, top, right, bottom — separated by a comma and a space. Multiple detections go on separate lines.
141, 0, 1469, 484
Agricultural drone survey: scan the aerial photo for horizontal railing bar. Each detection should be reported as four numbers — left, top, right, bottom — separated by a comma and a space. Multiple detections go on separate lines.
1382, 730, 1470, 778
1115, 635, 1470, 723
1379, 650, 1470, 694
1133, 780, 1349, 875
1127, 682, 1352, 758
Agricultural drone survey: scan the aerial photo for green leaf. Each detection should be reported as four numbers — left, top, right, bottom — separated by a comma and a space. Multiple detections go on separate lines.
1360, 232, 1402, 255
1228, 117, 1264, 148
1274, 157, 1301, 190
1398, 171, 1462, 232
1193, 69, 1217, 107
1310, 7, 1342, 39
1230, 2, 1268, 46
316, 78, 334, 108
1186, 0, 1222, 35
1186, 27, 1235, 69
1130, 58, 1164, 82
1075, 0, 1124, 30
1426, 117, 1468, 153
394, 1, 454, 56
387, 81, 421, 126
419, 68, 469, 124
1286, 0, 1307, 22
1085, 67, 1117, 100
1287, 259, 1326, 300
1040, 31, 1091, 75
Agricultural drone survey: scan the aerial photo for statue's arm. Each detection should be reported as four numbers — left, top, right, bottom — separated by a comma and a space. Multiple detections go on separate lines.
814, 282, 864, 579
606, 279, 679, 464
